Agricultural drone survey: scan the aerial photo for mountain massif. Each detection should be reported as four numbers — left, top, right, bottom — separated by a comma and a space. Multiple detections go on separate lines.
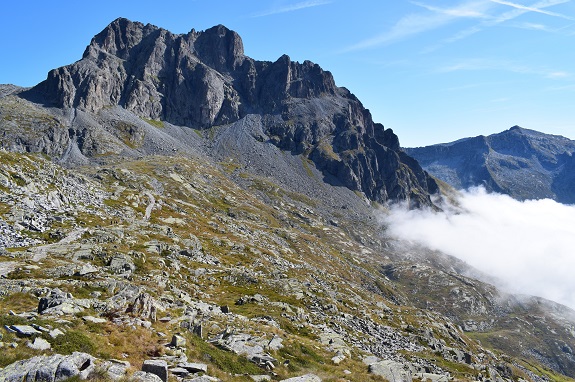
405, 126, 575, 204
1, 18, 575, 382
12, 17, 437, 208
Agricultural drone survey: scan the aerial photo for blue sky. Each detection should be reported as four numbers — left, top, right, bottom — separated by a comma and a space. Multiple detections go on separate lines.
1, 0, 574, 147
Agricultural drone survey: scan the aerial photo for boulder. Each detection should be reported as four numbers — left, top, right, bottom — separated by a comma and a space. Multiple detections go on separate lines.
178, 362, 208, 373
38, 288, 91, 315
129, 371, 163, 382
127, 292, 160, 321
100, 359, 131, 380
170, 334, 186, 348
27, 337, 51, 350
142, 359, 168, 382
267, 335, 284, 351
331, 353, 345, 365
107, 254, 136, 275
368, 360, 412, 382
0, 352, 95, 382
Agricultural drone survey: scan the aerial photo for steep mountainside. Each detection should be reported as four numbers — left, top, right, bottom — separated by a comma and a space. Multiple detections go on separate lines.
11, 17, 437, 208
1, 18, 575, 382
404, 126, 575, 203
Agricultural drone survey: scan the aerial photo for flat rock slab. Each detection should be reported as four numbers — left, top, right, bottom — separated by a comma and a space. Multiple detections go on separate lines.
0, 261, 18, 277
414, 373, 449, 382
178, 362, 208, 373
10, 325, 42, 336
363, 355, 381, 365
250, 376, 272, 381
169, 367, 189, 377
82, 315, 107, 324
280, 375, 322, 382
49, 329, 65, 338
27, 337, 51, 350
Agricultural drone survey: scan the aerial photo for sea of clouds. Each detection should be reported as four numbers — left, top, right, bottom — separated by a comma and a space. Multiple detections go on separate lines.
383, 187, 575, 310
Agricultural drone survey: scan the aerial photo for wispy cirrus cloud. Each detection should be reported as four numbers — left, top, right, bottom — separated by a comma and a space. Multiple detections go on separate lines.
490, 0, 575, 20
342, 0, 492, 52
437, 57, 571, 78
410, 1, 492, 18
342, 13, 452, 52
252, 0, 331, 17
512, 21, 553, 30
426, 0, 573, 51
345, 0, 573, 52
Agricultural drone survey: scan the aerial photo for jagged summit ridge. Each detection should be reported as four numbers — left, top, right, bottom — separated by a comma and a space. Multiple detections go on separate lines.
36, 17, 334, 127
16, 18, 438, 207
39, 18, 245, 126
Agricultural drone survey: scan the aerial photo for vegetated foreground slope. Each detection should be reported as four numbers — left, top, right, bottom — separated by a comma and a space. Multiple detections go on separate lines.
1, 149, 575, 381
404, 126, 575, 203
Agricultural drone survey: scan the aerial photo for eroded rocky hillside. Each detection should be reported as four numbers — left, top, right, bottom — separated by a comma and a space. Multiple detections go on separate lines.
0, 149, 574, 382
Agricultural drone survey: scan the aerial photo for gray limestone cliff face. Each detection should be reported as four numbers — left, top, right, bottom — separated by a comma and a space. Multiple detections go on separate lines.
26, 17, 437, 207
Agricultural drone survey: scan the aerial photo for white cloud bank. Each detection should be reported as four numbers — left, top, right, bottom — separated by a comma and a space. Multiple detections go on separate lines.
383, 187, 575, 310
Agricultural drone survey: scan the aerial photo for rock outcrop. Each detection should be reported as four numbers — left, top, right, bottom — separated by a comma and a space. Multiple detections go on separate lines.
0, 352, 95, 382
23, 17, 438, 207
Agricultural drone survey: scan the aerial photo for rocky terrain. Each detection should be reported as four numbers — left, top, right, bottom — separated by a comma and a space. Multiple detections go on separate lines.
404, 126, 575, 203
1, 18, 575, 382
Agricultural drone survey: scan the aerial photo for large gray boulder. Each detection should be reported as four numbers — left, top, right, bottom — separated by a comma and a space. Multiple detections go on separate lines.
142, 359, 168, 382
368, 360, 412, 382
99, 359, 131, 380
38, 288, 91, 315
0, 352, 95, 382
127, 292, 160, 321
129, 371, 163, 382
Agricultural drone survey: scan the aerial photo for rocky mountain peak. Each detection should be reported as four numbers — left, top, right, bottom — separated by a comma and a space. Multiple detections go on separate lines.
83, 17, 159, 60
19, 18, 439, 207
194, 24, 245, 71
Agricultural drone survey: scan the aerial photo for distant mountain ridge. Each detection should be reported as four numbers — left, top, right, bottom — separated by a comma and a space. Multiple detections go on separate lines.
404, 126, 575, 204
9, 17, 437, 207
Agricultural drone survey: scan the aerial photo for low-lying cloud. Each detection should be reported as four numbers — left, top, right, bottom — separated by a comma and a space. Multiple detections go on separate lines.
383, 187, 575, 310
